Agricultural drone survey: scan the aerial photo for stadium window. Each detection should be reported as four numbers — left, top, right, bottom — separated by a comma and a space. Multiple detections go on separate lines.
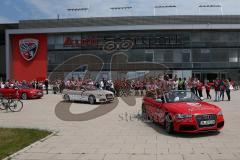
229, 52, 238, 62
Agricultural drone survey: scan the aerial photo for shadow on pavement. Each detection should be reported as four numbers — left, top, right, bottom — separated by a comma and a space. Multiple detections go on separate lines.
55, 99, 119, 121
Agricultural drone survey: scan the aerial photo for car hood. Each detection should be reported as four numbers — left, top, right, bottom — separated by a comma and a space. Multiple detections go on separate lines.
164, 101, 221, 115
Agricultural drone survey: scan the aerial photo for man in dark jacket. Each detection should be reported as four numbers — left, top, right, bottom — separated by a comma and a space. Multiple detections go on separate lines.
214, 78, 220, 101
44, 79, 49, 94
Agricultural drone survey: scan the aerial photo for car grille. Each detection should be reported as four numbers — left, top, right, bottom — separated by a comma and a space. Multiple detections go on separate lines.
179, 125, 197, 131
106, 94, 113, 100
195, 114, 217, 128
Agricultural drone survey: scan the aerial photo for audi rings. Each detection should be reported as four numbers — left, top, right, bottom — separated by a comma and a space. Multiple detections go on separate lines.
103, 40, 134, 53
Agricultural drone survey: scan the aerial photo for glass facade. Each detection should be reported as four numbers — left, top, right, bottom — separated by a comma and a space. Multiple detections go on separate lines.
47, 30, 240, 81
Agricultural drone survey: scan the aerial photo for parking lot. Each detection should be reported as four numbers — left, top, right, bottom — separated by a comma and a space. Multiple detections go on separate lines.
1, 91, 240, 160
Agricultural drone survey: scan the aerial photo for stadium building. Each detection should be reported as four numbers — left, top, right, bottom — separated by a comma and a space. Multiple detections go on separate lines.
0, 23, 18, 81
2, 15, 240, 81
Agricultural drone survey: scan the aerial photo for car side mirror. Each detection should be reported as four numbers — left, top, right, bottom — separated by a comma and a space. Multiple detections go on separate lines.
81, 89, 85, 92
156, 98, 163, 103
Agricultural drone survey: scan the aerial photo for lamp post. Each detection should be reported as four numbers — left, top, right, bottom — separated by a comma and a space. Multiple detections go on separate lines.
110, 6, 133, 17
198, 4, 222, 15
67, 7, 89, 17
154, 5, 177, 16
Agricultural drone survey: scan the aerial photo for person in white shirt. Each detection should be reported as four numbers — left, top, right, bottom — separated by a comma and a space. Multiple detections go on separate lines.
0, 82, 4, 88
100, 81, 104, 90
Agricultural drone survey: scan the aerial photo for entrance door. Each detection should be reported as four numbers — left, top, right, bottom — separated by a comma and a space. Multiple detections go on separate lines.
206, 73, 218, 82
193, 72, 227, 82
220, 73, 228, 80
192, 72, 201, 80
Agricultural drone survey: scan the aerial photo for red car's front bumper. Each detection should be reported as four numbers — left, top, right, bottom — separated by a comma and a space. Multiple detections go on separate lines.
173, 115, 224, 133
28, 92, 43, 99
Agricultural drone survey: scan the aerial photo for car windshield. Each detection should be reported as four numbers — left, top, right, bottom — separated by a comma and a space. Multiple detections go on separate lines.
81, 85, 96, 91
164, 91, 201, 103
17, 85, 30, 89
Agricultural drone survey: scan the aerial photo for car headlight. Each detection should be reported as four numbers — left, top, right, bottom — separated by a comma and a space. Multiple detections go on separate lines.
30, 91, 36, 94
218, 111, 223, 116
176, 114, 192, 119
97, 94, 104, 97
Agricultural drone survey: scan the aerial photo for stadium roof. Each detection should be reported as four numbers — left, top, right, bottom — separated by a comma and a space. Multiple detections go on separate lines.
0, 23, 18, 44
19, 15, 240, 29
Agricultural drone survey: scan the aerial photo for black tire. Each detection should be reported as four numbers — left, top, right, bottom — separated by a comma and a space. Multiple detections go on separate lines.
9, 100, 23, 112
21, 93, 27, 100
0, 98, 8, 110
165, 114, 174, 134
88, 95, 96, 105
0, 100, 6, 110
63, 94, 70, 101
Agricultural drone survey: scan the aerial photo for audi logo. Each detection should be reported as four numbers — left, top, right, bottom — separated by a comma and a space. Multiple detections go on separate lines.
103, 40, 134, 53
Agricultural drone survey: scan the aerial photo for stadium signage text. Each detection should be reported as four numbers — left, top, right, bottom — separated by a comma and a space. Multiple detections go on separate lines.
64, 36, 98, 47
61, 34, 182, 49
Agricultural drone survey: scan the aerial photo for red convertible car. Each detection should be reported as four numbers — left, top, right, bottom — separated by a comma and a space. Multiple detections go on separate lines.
0, 86, 43, 100
142, 90, 224, 134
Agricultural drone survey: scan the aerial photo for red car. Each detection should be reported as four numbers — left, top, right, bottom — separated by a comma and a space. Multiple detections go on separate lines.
142, 90, 224, 134
0, 86, 43, 100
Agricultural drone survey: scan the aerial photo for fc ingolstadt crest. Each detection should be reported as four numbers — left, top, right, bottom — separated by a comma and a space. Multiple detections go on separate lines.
19, 38, 39, 61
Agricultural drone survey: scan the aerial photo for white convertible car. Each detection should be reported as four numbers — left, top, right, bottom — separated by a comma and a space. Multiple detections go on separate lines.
62, 86, 114, 104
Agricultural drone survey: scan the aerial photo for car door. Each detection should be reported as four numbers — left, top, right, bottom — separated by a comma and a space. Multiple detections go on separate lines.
0, 88, 16, 98
69, 90, 81, 101
68, 90, 76, 101
80, 90, 89, 101
151, 99, 164, 123
143, 96, 156, 119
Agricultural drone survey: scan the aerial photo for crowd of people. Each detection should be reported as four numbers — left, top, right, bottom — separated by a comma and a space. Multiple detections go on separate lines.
0, 80, 45, 90
112, 76, 237, 101
0, 75, 239, 102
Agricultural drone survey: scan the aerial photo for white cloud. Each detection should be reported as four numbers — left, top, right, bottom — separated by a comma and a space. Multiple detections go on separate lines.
23, 0, 59, 17
0, 16, 14, 23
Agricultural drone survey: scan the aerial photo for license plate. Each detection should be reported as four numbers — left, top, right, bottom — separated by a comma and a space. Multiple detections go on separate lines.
200, 120, 216, 125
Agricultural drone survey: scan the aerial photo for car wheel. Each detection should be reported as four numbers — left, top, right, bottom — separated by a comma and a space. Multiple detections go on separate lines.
165, 114, 174, 134
88, 95, 96, 105
21, 93, 27, 100
0, 100, 6, 110
63, 94, 70, 101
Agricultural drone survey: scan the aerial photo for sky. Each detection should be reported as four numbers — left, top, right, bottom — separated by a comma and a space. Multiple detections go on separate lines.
0, 0, 240, 24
